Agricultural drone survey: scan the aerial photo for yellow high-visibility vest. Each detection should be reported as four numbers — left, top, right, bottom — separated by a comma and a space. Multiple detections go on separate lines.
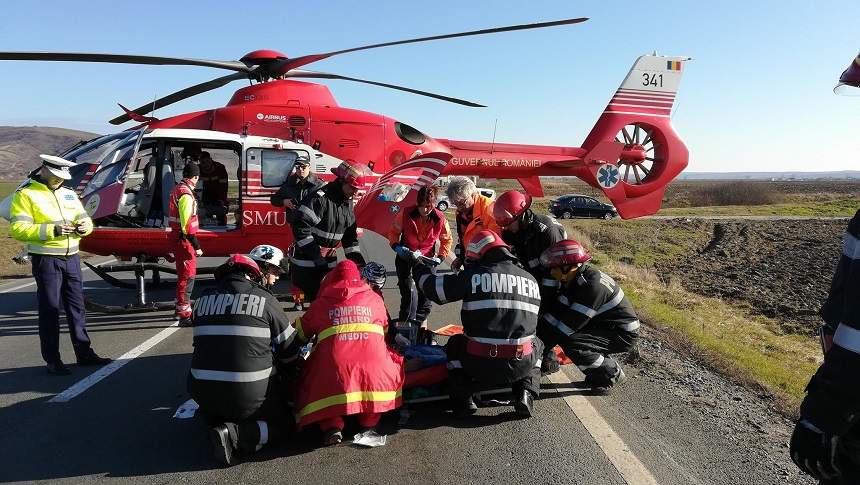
9, 179, 93, 256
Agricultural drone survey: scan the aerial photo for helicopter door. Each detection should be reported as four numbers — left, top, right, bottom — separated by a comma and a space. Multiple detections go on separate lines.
75, 129, 145, 220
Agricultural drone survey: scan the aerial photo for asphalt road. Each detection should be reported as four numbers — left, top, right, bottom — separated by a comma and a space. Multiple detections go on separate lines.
0, 232, 813, 484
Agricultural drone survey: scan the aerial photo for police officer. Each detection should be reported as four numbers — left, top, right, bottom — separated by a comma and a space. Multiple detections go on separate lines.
188, 248, 300, 466
289, 159, 369, 301
538, 240, 639, 394
493, 189, 567, 373
270, 155, 324, 224
416, 230, 543, 417
168, 162, 203, 326
790, 209, 860, 484
9, 155, 111, 374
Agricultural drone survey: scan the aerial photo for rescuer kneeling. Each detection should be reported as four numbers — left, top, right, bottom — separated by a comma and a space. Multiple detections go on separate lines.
416, 230, 543, 418
188, 248, 300, 466
538, 240, 639, 394
293, 260, 404, 446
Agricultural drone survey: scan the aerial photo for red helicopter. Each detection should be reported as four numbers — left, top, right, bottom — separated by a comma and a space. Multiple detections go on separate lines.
1, 18, 690, 309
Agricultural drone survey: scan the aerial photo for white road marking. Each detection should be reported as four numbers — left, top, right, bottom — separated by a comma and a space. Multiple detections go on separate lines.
548, 370, 660, 485
49, 322, 180, 403
0, 257, 117, 294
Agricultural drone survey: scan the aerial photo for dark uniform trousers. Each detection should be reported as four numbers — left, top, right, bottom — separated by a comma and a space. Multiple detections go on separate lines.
290, 259, 334, 302
538, 265, 640, 384
32, 253, 93, 363
394, 257, 433, 323
417, 254, 544, 407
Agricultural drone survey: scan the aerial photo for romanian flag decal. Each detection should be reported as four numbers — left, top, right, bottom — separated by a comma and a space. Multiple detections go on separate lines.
667, 60, 682, 71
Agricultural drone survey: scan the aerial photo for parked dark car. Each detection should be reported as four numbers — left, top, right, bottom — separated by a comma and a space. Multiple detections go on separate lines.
548, 194, 618, 219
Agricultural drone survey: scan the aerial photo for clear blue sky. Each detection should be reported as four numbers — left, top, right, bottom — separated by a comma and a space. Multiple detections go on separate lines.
1, 0, 858, 172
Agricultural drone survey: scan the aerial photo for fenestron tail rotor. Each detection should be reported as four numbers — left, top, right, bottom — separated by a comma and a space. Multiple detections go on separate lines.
614, 123, 660, 186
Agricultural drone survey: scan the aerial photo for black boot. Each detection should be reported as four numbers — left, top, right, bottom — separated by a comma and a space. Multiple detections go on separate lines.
541, 349, 560, 375
514, 389, 534, 418
209, 423, 239, 466
452, 395, 478, 418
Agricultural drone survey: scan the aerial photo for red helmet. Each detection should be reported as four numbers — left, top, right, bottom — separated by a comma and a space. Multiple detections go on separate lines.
465, 230, 510, 261
214, 254, 263, 281
492, 190, 532, 227
331, 159, 373, 188
539, 240, 591, 268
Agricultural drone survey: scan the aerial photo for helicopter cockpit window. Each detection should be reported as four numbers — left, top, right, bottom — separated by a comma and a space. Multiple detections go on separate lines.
394, 122, 426, 145
261, 150, 305, 187
80, 135, 140, 197
62, 131, 142, 191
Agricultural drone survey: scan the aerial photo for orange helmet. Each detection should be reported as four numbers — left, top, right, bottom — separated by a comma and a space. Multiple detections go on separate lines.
539, 240, 591, 268
331, 159, 373, 188
215, 254, 263, 281
465, 230, 510, 261
492, 190, 532, 226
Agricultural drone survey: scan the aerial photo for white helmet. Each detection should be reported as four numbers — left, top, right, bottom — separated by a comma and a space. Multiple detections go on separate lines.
248, 244, 285, 274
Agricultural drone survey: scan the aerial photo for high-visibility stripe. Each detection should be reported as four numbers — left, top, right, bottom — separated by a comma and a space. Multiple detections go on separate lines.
845, 233, 859, 260
619, 320, 640, 332
834, 324, 860, 355
527, 258, 540, 268
317, 323, 384, 343
571, 302, 598, 318
256, 421, 268, 451
193, 325, 270, 338
596, 290, 625, 315
344, 245, 361, 254
190, 367, 272, 383
311, 227, 343, 240
467, 335, 533, 345
462, 299, 540, 315
447, 360, 463, 369
10, 215, 34, 223
27, 244, 78, 255
39, 223, 49, 241
418, 274, 430, 288
290, 257, 336, 268
298, 389, 402, 419
297, 236, 314, 247
435, 276, 447, 303
542, 278, 560, 287
295, 317, 305, 341
559, 295, 570, 306
273, 326, 295, 345
578, 355, 605, 370
544, 313, 576, 336
298, 206, 321, 225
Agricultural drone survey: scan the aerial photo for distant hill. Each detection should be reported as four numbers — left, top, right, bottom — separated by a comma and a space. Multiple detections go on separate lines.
678, 171, 860, 180
0, 126, 100, 180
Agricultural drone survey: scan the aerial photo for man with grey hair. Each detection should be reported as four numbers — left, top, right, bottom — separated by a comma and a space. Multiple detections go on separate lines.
445, 177, 499, 273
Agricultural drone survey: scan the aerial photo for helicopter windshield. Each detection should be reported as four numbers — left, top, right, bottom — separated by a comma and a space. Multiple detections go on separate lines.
62, 130, 143, 191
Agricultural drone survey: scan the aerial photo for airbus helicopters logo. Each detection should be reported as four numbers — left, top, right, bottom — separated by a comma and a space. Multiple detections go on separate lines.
256, 113, 287, 123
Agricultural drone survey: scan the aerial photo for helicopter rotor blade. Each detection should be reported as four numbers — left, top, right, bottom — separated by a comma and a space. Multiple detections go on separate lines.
109, 72, 248, 125
286, 69, 485, 107
0, 52, 253, 72
270, 17, 588, 75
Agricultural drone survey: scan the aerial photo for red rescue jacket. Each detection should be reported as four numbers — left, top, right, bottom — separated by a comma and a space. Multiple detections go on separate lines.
294, 260, 404, 428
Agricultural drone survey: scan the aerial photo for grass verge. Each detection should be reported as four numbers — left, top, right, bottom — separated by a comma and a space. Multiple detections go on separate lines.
658, 196, 856, 217
563, 220, 820, 414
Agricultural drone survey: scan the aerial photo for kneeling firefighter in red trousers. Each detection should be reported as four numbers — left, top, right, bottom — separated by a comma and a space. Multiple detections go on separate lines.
294, 260, 405, 445
416, 229, 543, 418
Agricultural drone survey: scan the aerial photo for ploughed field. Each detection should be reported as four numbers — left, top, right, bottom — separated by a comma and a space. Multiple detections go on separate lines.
561, 217, 846, 336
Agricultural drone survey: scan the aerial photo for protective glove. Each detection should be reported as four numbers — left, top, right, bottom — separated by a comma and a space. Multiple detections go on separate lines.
790, 419, 842, 481
195, 249, 203, 257
393, 245, 413, 260
451, 257, 464, 274
54, 223, 74, 236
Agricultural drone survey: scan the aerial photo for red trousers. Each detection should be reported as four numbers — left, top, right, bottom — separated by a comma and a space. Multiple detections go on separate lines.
317, 413, 381, 432
174, 240, 196, 318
